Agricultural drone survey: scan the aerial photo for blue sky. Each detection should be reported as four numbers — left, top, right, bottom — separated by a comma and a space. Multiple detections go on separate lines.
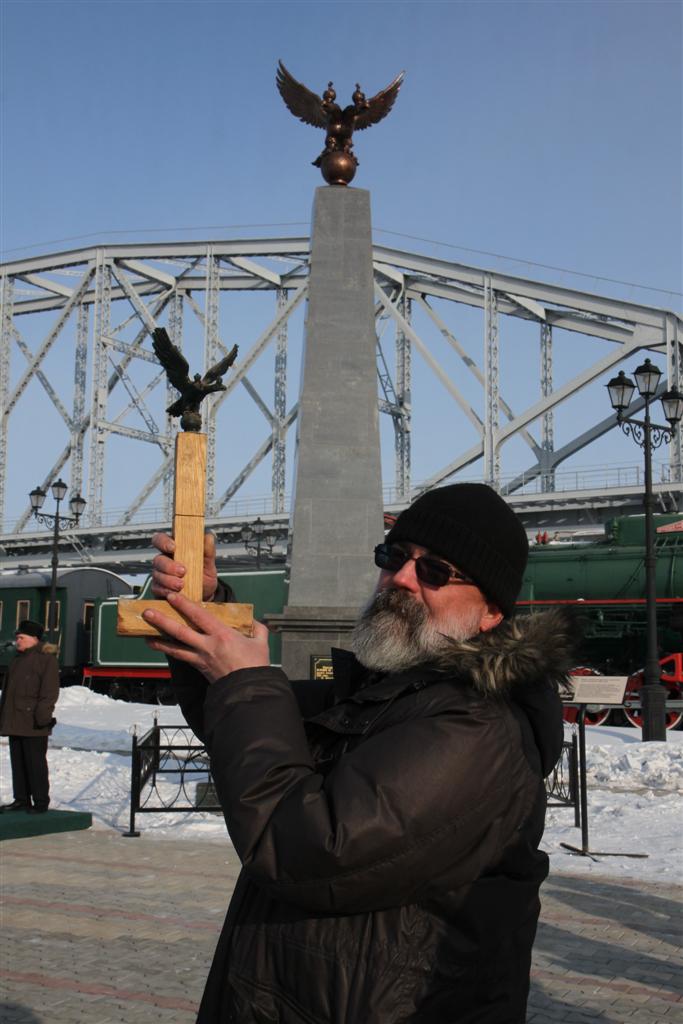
2, 0, 680, 296
1, 0, 681, 522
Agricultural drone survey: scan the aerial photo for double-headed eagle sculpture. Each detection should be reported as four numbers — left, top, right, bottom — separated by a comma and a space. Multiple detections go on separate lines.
276, 60, 405, 185
152, 328, 238, 433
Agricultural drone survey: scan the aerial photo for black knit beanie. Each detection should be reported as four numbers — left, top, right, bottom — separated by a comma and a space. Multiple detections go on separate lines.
386, 483, 528, 617
16, 619, 44, 640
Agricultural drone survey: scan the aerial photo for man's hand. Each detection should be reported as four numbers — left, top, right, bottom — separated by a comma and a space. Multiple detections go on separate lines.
151, 531, 219, 602
144, 592, 271, 683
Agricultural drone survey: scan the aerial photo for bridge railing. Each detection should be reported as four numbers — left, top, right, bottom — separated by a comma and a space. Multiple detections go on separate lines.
385, 460, 679, 505
2, 460, 680, 537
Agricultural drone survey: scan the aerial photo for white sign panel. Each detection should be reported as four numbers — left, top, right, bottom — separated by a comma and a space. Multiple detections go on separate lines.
569, 675, 628, 705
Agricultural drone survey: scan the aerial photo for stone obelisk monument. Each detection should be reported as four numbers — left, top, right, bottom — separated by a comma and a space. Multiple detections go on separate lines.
270, 63, 405, 678
271, 187, 384, 677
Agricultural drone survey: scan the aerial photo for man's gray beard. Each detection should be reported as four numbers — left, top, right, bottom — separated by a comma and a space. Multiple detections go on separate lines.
350, 588, 482, 673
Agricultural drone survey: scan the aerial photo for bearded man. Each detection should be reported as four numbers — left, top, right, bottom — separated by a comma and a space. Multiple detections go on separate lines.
148, 484, 571, 1024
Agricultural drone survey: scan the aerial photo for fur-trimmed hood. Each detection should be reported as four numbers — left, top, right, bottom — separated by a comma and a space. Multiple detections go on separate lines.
331, 609, 572, 777
16, 641, 59, 658
427, 607, 573, 779
432, 607, 578, 697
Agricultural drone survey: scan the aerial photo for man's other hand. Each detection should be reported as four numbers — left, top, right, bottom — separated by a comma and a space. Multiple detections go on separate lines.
151, 531, 219, 602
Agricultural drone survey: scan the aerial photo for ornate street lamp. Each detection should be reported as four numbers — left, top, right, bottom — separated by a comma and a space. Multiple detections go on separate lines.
606, 359, 683, 741
29, 480, 86, 645
240, 517, 280, 570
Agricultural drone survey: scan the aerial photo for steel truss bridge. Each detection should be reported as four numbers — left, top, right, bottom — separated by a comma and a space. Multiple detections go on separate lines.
1, 239, 682, 574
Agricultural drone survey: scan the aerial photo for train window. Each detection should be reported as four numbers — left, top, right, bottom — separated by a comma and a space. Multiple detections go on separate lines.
82, 602, 94, 631
44, 601, 61, 631
16, 601, 30, 627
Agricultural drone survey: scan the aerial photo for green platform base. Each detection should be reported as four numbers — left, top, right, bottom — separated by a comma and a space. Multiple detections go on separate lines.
0, 808, 93, 841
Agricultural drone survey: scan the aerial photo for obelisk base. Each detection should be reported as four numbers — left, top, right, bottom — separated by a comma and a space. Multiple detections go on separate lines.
265, 607, 359, 680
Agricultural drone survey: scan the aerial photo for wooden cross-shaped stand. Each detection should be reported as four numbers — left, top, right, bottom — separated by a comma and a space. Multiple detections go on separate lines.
117, 432, 254, 637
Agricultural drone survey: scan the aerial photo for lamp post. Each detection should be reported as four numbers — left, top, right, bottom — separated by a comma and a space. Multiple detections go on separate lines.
28, 480, 86, 645
240, 517, 280, 570
606, 359, 683, 741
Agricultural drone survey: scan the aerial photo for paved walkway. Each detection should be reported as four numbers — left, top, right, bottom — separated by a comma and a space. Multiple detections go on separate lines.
1, 829, 681, 1023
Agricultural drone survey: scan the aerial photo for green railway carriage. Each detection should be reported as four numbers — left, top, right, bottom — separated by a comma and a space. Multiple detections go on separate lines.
0, 568, 132, 683
88, 569, 287, 701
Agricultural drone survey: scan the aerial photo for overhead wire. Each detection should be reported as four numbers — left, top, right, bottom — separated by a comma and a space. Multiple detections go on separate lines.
372, 227, 683, 300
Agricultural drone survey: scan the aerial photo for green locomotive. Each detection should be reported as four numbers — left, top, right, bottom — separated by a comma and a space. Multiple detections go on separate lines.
518, 514, 683, 728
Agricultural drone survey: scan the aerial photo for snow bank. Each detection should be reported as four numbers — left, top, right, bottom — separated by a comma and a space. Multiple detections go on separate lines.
50, 686, 183, 753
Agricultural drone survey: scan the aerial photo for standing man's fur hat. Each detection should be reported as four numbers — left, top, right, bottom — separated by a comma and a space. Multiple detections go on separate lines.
16, 619, 44, 640
386, 484, 528, 617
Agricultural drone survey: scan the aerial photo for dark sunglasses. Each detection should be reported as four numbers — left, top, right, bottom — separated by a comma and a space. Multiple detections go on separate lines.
374, 543, 475, 588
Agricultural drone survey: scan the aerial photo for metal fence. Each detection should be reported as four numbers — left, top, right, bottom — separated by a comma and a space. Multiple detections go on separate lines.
545, 735, 580, 826
125, 722, 580, 836
123, 721, 221, 837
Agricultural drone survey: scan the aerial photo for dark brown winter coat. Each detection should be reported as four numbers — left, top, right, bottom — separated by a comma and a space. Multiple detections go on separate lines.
0, 643, 59, 736
173, 609, 572, 1024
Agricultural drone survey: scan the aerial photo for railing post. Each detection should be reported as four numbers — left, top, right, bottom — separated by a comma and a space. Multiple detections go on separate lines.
569, 732, 580, 829
152, 715, 160, 783
122, 728, 141, 838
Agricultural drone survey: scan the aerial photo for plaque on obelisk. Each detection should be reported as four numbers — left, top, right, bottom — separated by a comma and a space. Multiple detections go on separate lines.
117, 329, 253, 638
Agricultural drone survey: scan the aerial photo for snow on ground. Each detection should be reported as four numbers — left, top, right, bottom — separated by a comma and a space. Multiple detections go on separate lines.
1, 688, 681, 881
541, 724, 683, 880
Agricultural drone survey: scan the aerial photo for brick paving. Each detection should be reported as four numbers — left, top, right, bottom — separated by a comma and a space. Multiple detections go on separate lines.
530, 873, 682, 1022
1, 829, 681, 1023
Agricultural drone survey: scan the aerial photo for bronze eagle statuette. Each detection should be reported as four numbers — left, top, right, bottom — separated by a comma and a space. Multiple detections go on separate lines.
276, 60, 405, 186
152, 328, 238, 432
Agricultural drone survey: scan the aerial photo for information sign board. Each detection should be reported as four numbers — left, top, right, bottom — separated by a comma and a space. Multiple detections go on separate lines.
569, 675, 628, 705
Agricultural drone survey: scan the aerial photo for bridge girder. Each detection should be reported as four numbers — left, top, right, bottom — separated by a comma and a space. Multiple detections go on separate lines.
1, 239, 681, 570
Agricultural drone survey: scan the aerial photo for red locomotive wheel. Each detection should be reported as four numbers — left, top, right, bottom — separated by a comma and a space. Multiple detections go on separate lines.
583, 707, 613, 727
623, 671, 683, 730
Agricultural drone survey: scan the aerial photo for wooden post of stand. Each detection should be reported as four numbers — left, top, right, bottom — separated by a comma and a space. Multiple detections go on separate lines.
117, 432, 253, 637
172, 432, 208, 603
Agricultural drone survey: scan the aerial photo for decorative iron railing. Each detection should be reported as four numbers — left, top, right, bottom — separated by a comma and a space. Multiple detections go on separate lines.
545, 735, 580, 827
125, 721, 580, 837
123, 721, 221, 837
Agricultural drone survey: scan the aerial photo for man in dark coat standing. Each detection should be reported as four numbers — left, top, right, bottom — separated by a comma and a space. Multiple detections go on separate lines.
147, 485, 572, 1023
0, 619, 59, 813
